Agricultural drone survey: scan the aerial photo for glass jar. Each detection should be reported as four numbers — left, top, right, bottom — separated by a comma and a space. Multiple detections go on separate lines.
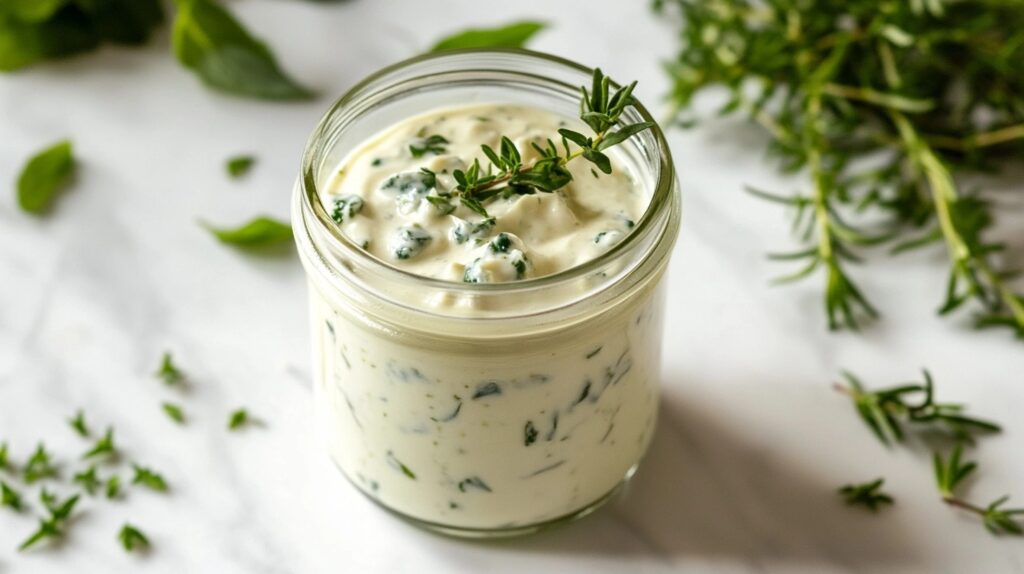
292, 49, 681, 537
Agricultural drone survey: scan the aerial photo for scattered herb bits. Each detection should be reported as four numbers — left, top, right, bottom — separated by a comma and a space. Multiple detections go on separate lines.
839, 478, 894, 511
118, 524, 150, 552
226, 155, 256, 178
73, 465, 101, 495
131, 464, 168, 492
82, 428, 117, 460
68, 410, 90, 437
162, 402, 186, 424
227, 408, 250, 430
19, 493, 79, 551
15, 139, 75, 214
428, 20, 546, 52
1, 480, 24, 511
23, 444, 58, 484
155, 352, 185, 386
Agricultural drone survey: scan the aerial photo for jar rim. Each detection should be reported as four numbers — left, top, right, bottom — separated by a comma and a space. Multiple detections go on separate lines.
298, 48, 677, 298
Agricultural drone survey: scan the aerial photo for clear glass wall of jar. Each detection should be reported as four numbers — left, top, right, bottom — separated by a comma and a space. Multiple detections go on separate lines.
292, 49, 681, 537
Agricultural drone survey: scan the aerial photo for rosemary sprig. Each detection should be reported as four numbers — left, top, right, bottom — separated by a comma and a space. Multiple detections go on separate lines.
934, 445, 1024, 535
657, 0, 1024, 334
439, 68, 653, 218
834, 370, 1000, 445
838, 478, 894, 511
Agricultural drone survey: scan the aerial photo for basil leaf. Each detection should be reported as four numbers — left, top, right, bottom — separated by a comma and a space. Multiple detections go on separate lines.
428, 21, 546, 53
203, 216, 293, 248
16, 139, 75, 214
172, 0, 313, 100
226, 155, 255, 178
0, 0, 163, 72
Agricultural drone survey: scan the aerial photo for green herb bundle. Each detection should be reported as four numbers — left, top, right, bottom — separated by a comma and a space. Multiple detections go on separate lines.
656, 0, 1024, 335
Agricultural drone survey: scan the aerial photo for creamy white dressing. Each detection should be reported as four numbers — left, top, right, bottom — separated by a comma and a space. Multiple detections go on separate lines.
307, 102, 663, 531
321, 104, 646, 284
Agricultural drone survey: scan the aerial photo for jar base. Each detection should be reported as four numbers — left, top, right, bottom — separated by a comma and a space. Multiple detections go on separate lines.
332, 459, 638, 539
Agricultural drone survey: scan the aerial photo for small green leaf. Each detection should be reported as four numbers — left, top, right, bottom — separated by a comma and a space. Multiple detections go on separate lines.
1, 480, 24, 511
162, 402, 185, 424
131, 464, 168, 492
428, 20, 546, 52
226, 155, 255, 178
68, 409, 90, 438
105, 475, 121, 499
203, 216, 293, 248
82, 428, 117, 460
118, 524, 150, 552
227, 408, 249, 430
16, 139, 75, 214
172, 0, 313, 100
155, 352, 185, 386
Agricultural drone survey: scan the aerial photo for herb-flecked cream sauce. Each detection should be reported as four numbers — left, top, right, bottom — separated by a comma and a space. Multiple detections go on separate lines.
311, 103, 660, 529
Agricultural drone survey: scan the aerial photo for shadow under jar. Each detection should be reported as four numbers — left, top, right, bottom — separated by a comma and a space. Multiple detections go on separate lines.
293, 49, 681, 538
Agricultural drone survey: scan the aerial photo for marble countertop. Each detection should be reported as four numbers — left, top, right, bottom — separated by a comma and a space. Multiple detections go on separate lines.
2, 1, 1023, 572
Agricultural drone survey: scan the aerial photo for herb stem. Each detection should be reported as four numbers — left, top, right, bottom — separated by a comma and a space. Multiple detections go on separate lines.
927, 123, 1024, 151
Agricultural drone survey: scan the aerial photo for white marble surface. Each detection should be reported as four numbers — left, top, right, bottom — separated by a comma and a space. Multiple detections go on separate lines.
2, 1, 1023, 572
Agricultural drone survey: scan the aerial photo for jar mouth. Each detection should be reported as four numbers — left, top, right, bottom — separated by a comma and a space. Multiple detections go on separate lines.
298, 48, 676, 298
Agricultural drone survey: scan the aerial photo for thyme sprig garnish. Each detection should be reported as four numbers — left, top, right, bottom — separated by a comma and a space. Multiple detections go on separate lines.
657, 0, 1024, 334
935, 445, 1024, 535
834, 370, 1000, 445
441, 68, 653, 218
838, 478, 893, 511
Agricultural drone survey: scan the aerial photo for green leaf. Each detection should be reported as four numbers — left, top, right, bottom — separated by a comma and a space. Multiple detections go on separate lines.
118, 524, 150, 552
597, 122, 655, 150
172, 0, 313, 100
131, 464, 168, 492
227, 408, 249, 430
155, 352, 185, 386
226, 155, 255, 178
428, 20, 546, 52
16, 139, 74, 214
203, 216, 293, 248
162, 402, 185, 424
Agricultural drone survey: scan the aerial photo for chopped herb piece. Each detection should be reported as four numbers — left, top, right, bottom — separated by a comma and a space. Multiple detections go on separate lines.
839, 478, 894, 511
162, 402, 185, 424
330, 195, 365, 224
571, 381, 591, 408
16, 139, 75, 214
430, 396, 462, 423
0, 441, 9, 470
118, 524, 150, 552
389, 225, 432, 260
523, 460, 565, 479
68, 410, 90, 437
524, 421, 538, 446
1, 480, 24, 511
155, 352, 185, 386
106, 475, 121, 499
24, 443, 58, 483
386, 451, 416, 480
371, 158, 383, 167
131, 464, 168, 492
82, 428, 117, 460
73, 465, 101, 495
429, 20, 546, 52
472, 381, 502, 399
19, 492, 80, 551
457, 476, 492, 493
227, 408, 250, 430
409, 134, 449, 158
172, 0, 313, 100
226, 155, 255, 178
202, 216, 293, 248
489, 232, 512, 253
545, 412, 559, 441
585, 347, 602, 359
